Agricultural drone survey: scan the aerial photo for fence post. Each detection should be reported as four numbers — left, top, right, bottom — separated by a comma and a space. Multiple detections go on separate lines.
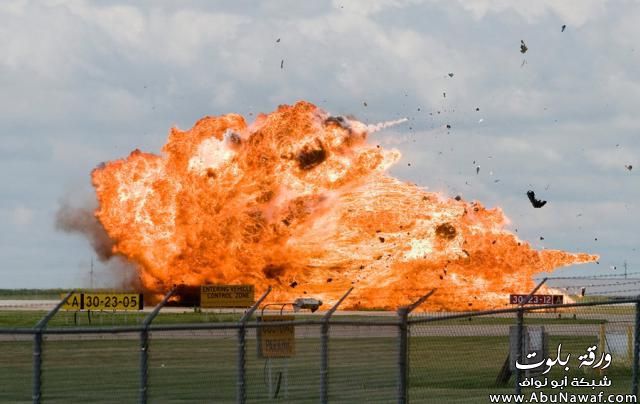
397, 289, 436, 404
32, 290, 74, 404
320, 288, 353, 404
632, 297, 640, 396
514, 277, 547, 394
33, 331, 42, 404
398, 306, 410, 404
139, 288, 175, 404
514, 308, 524, 395
237, 287, 271, 404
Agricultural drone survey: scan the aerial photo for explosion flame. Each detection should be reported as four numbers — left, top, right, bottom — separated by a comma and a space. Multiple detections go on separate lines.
91, 101, 597, 310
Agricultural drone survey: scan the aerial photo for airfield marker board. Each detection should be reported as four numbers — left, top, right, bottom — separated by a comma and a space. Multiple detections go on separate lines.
61, 292, 143, 311
200, 284, 255, 308
509, 294, 563, 305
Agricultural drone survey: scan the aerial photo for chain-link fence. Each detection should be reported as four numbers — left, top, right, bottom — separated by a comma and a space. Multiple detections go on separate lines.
1, 294, 640, 403
409, 299, 640, 403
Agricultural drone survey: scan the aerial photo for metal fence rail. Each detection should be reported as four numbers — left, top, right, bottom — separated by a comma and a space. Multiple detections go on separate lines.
1, 295, 639, 403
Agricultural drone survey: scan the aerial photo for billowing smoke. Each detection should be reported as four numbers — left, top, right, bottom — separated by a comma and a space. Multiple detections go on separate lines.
55, 198, 114, 261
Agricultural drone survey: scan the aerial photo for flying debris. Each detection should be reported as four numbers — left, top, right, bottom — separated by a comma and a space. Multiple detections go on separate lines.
526, 190, 547, 208
476, 166, 480, 175
448, 73, 454, 78
520, 40, 528, 54
625, 164, 633, 171
280, 59, 284, 69
561, 25, 566, 32
276, 38, 281, 43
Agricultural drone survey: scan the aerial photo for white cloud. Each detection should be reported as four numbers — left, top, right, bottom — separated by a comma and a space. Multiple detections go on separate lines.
449, 0, 606, 26
11, 206, 34, 227
1, 0, 640, 286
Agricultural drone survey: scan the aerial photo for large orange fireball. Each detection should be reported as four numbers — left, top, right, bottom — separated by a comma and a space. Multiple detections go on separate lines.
91, 101, 597, 310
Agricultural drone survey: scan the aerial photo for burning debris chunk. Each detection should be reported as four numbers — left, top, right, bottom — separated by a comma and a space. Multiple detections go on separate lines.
263, 264, 286, 279
526, 190, 547, 208
324, 116, 351, 131
520, 40, 528, 54
435, 223, 457, 240
257, 190, 274, 203
225, 131, 242, 147
289, 281, 298, 288
297, 141, 327, 170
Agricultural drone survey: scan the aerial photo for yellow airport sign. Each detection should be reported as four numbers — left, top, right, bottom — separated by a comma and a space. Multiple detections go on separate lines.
257, 315, 296, 358
200, 285, 254, 308
61, 292, 143, 311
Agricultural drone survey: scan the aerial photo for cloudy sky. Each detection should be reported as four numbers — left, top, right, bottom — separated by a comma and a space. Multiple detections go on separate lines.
1, 0, 638, 290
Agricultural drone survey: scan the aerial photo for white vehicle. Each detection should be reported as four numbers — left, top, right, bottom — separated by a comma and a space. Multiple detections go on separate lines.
293, 298, 323, 312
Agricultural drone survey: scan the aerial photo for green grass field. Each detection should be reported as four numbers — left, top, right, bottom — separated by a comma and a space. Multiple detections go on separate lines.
0, 334, 634, 403
0, 309, 242, 328
0, 308, 615, 330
